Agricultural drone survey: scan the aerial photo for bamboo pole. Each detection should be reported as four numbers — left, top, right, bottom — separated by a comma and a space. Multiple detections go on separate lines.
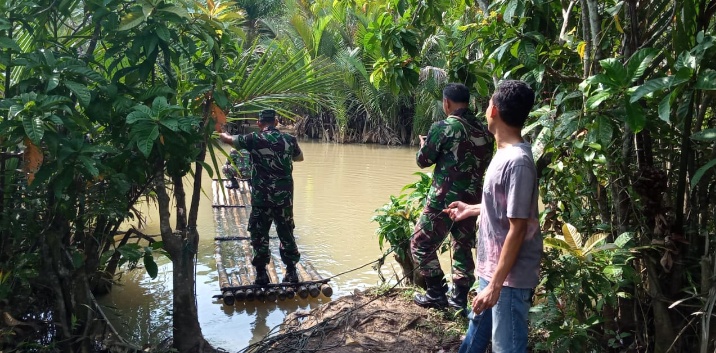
265, 259, 280, 302
305, 261, 332, 298
267, 258, 285, 299
212, 180, 219, 207
219, 183, 226, 206
228, 256, 246, 302
239, 241, 256, 301
214, 241, 234, 305
269, 258, 288, 300
228, 186, 239, 207
296, 262, 320, 298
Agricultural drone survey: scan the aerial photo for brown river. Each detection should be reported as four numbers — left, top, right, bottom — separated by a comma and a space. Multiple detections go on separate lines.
98, 140, 449, 350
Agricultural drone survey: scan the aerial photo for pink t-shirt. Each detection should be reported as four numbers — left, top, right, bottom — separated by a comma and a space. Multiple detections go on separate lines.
476, 143, 542, 288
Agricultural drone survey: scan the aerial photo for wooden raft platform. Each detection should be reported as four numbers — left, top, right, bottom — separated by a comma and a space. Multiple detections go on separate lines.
211, 179, 332, 306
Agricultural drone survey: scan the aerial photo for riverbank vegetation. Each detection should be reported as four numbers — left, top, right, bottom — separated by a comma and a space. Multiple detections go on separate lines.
1, 0, 715, 352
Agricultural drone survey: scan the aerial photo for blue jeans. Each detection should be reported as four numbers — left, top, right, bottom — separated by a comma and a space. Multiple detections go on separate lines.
458, 278, 533, 353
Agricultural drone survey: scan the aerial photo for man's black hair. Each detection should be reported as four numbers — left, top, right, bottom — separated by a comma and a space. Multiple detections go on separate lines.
259, 109, 276, 123
492, 80, 535, 128
442, 83, 470, 104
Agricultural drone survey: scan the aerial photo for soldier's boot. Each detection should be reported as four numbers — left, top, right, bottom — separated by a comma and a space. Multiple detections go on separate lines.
282, 264, 299, 284
448, 284, 470, 317
414, 276, 448, 309
254, 267, 270, 286
226, 177, 240, 189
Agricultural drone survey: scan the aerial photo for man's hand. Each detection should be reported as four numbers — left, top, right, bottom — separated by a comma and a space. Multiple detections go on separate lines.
471, 282, 502, 314
444, 201, 480, 221
419, 135, 427, 147
219, 132, 233, 145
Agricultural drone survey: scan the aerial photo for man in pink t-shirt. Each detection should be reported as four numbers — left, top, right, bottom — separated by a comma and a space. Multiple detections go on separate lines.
445, 80, 542, 353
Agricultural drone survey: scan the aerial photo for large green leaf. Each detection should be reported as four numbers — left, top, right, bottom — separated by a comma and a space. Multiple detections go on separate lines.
626, 48, 658, 83
119, 8, 146, 31
143, 253, 159, 279
600, 58, 627, 86
23, 115, 44, 144
658, 92, 672, 122
586, 91, 612, 109
127, 110, 151, 124
691, 159, 716, 189
0, 36, 21, 52
630, 77, 673, 103
691, 128, 716, 142
625, 100, 646, 133
594, 116, 613, 144
157, 4, 190, 18
63, 80, 91, 108
695, 69, 716, 90
63, 65, 106, 83
134, 125, 159, 157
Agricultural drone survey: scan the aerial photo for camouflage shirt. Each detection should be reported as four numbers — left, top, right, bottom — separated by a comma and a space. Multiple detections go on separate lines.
416, 108, 494, 211
232, 126, 303, 207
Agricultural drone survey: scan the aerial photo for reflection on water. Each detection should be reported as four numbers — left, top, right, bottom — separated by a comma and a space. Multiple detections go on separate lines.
99, 140, 431, 350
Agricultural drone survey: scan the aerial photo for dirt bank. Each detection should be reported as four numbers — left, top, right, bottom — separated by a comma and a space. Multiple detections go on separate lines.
242, 288, 466, 353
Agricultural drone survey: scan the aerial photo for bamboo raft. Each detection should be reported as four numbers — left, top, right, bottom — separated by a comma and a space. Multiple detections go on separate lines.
211, 179, 332, 305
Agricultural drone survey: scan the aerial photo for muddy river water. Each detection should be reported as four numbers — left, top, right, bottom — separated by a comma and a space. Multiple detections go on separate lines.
98, 140, 452, 350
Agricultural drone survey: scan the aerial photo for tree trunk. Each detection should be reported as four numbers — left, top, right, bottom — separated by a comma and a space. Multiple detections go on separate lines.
586, 0, 602, 64
155, 162, 213, 353
579, 0, 592, 77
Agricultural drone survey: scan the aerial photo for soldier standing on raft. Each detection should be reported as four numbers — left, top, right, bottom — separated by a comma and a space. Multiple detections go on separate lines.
219, 109, 304, 285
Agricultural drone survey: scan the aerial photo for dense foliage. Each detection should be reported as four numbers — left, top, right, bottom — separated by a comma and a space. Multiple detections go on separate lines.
2, 0, 716, 352
0, 0, 335, 352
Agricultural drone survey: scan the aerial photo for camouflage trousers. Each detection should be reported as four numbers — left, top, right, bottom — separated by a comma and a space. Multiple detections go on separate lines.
248, 206, 301, 267
410, 206, 477, 288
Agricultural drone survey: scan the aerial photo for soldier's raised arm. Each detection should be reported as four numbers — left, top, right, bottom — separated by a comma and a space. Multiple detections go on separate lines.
292, 138, 304, 162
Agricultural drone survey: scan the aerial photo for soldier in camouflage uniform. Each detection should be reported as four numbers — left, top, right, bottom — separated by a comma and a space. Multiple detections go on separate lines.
219, 109, 304, 285
222, 148, 251, 189
411, 83, 494, 314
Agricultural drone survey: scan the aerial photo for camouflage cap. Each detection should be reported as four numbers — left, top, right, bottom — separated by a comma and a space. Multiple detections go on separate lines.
259, 109, 276, 122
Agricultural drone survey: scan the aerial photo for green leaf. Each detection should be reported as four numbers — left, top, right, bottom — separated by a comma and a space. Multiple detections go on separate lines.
155, 24, 171, 42
695, 69, 716, 90
626, 48, 658, 83
625, 101, 646, 133
503, 0, 518, 24
63, 80, 91, 107
0, 36, 21, 52
78, 155, 99, 177
691, 159, 716, 189
118, 9, 146, 31
127, 110, 151, 124
658, 92, 672, 122
586, 91, 612, 109
198, 160, 214, 178
157, 4, 189, 18
135, 125, 159, 157
614, 232, 634, 248
691, 128, 716, 142
160, 118, 179, 131
600, 58, 627, 86
63, 65, 106, 83
46, 74, 60, 92
630, 77, 672, 103
143, 253, 159, 279
518, 40, 537, 68
151, 96, 170, 115
23, 115, 44, 144
594, 116, 613, 144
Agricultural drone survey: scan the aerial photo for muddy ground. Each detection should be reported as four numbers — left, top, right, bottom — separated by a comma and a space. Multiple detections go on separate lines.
242, 288, 467, 353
